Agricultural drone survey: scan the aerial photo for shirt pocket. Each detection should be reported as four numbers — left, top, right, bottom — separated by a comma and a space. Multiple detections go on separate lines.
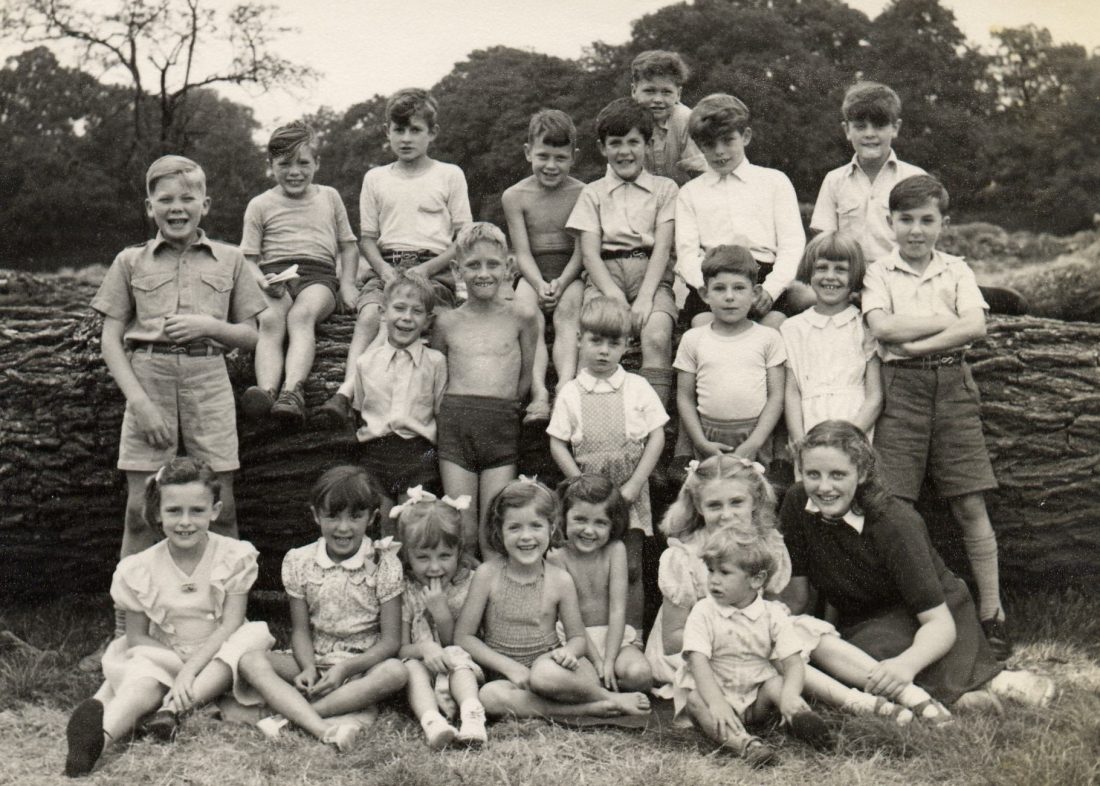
131, 271, 177, 319
197, 271, 233, 319
837, 196, 864, 235
416, 198, 448, 243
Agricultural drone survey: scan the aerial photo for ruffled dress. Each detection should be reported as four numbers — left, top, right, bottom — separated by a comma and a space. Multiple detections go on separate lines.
101, 533, 274, 706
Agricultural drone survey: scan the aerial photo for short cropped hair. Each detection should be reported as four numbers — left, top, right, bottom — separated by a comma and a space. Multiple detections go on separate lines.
842, 81, 902, 125
579, 296, 632, 340
556, 474, 630, 543
527, 108, 576, 148
386, 87, 438, 128
688, 93, 751, 147
267, 120, 320, 161
631, 50, 690, 85
455, 221, 508, 259
701, 245, 758, 287
889, 174, 950, 214
701, 528, 777, 583
595, 97, 653, 144
795, 232, 867, 291
145, 155, 206, 196
383, 270, 435, 312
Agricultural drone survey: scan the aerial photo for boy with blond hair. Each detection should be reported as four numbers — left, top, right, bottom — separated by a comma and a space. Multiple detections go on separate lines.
630, 50, 707, 186
318, 88, 471, 428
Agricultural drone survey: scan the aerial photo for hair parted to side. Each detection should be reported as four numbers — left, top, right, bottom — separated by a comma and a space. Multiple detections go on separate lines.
485, 478, 561, 556
842, 81, 902, 125
701, 528, 777, 583
701, 245, 758, 287
797, 420, 891, 518
631, 50, 690, 85
145, 155, 206, 196
310, 465, 381, 519
889, 174, 950, 214
579, 296, 632, 340
528, 108, 577, 148
396, 499, 464, 562
386, 87, 438, 128
556, 474, 630, 543
688, 93, 751, 147
596, 97, 654, 144
267, 120, 320, 161
143, 456, 221, 528
660, 453, 777, 540
383, 270, 436, 312
455, 221, 508, 260
795, 232, 866, 292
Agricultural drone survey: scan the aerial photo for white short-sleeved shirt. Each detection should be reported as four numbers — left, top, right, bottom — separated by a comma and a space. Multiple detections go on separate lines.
240, 185, 356, 266
862, 248, 988, 362
281, 537, 405, 656
674, 159, 805, 298
809, 153, 926, 263
566, 168, 678, 251
674, 323, 786, 422
779, 306, 877, 432
359, 161, 472, 253
546, 366, 669, 444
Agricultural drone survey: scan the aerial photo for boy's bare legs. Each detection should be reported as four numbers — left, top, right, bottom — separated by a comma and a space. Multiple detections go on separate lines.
638, 312, 674, 409
122, 470, 157, 559
253, 294, 291, 395
551, 281, 583, 392
950, 492, 1005, 622
440, 460, 480, 553
515, 281, 551, 422
683, 689, 755, 752
316, 304, 383, 426
480, 465, 517, 557
624, 530, 645, 630
282, 286, 336, 391
210, 472, 238, 539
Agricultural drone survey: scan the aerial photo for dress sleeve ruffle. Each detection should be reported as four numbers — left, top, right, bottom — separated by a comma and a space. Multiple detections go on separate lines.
658, 538, 707, 609
110, 550, 172, 633
372, 537, 405, 605
208, 537, 260, 619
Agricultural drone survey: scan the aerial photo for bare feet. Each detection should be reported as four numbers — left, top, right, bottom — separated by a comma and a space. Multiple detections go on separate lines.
609, 691, 651, 716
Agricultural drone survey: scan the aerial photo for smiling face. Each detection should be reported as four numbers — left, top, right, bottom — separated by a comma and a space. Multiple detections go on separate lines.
631, 77, 682, 124
387, 114, 436, 164
271, 146, 318, 199
563, 500, 614, 555
159, 481, 220, 553
406, 542, 460, 586
695, 477, 756, 532
809, 257, 853, 311
383, 287, 430, 349
698, 129, 751, 177
312, 504, 373, 562
454, 240, 508, 301
800, 445, 863, 519
844, 118, 900, 169
525, 137, 575, 189
597, 127, 648, 182
702, 271, 755, 329
577, 330, 626, 378
499, 503, 552, 566
706, 558, 764, 609
888, 197, 946, 267
146, 174, 209, 248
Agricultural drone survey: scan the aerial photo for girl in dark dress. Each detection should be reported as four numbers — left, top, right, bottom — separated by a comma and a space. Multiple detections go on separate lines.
780, 420, 1055, 710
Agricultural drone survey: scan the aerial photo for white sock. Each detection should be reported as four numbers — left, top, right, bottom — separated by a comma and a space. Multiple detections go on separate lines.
896, 683, 933, 708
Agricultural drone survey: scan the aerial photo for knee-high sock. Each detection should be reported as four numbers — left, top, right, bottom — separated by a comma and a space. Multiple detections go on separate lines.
963, 531, 1002, 621
638, 367, 673, 413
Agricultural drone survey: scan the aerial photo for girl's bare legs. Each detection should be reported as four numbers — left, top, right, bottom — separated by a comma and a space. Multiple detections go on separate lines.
528, 656, 649, 714
406, 660, 458, 749
239, 651, 334, 739
160, 659, 233, 714
809, 636, 933, 718
309, 658, 407, 718
480, 680, 636, 720
613, 646, 653, 692
100, 678, 168, 742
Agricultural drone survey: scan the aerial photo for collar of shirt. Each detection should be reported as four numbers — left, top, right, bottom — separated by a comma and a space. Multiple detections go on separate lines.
605, 165, 657, 194
151, 228, 216, 257
575, 365, 626, 392
714, 594, 766, 620
802, 305, 860, 329
312, 537, 372, 570
378, 340, 425, 367
847, 149, 899, 177
701, 157, 755, 186
804, 498, 865, 534
880, 247, 953, 282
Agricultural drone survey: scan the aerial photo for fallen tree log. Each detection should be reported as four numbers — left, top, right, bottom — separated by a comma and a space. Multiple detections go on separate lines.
1, 271, 1099, 596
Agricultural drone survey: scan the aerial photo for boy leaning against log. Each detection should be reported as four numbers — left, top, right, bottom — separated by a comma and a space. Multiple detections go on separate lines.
81, 155, 266, 667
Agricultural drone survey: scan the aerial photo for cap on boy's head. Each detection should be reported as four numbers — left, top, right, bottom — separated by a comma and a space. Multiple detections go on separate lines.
455, 221, 508, 259
701, 528, 776, 582
268, 120, 319, 161
145, 155, 206, 196
701, 244, 759, 286
631, 50, 690, 85
688, 93, 751, 146
386, 87, 438, 128
796, 232, 867, 290
842, 81, 902, 125
579, 296, 632, 340
383, 270, 436, 312
889, 174, 949, 214
595, 97, 654, 144
527, 108, 577, 148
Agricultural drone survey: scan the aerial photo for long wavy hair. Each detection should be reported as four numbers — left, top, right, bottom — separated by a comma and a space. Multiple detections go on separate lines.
660, 454, 777, 540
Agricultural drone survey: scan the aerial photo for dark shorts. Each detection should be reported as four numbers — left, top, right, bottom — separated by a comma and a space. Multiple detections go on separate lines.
875, 362, 998, 501
437, 394, 521, 473
260, 259, 339, 301
359, 433, 442, 500
356, 249, 457, 312
680, 260, 795, 324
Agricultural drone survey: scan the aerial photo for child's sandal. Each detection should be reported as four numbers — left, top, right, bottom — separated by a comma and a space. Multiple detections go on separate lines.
738, 736, 780, 768
874, 696, 914, 726
321, 722, 361, 753
911, 698, 953, 726
143, 709, 179, 742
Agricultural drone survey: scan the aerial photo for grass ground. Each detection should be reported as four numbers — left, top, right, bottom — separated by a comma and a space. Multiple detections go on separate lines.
1, 591, 1099, 786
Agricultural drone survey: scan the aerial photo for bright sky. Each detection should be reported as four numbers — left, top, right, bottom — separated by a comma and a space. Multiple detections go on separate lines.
7, 0, 1098, 127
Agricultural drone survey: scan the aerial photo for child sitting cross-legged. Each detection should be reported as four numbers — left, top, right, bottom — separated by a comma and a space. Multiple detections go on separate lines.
392, 487, 489, 749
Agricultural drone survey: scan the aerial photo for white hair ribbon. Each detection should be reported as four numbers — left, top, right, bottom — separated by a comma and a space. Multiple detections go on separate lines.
441, 494, 471, 512
388, 485, 439, 518
686, 460, 700, 477
517, 474, 539, 485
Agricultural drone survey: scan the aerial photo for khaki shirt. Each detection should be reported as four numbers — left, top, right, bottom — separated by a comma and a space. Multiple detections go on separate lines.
566, 167, 678, 252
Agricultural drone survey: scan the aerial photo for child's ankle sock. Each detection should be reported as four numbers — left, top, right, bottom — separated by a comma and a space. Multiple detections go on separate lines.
420, 710, 458, 751
457, 700, 488, 746
962, 532, 1002, 621
896, 683, 933, 708
840, 686, 878, 714
638, 367, 673, 411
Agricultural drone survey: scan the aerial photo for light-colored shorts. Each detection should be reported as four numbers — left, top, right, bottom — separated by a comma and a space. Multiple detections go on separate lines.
118, 350, 239, 472
582, 255, 678, 324
555, 623, 641, 656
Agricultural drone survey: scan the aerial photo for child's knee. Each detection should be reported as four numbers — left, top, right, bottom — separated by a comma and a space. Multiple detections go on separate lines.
528, 658, 568, 695
478, 681, 514, 716
376, 658, 410, 689
355, 305, 381, 329
237, 649, 269, 679
124, 494, 149, 536
640, 319, 672, 355
258, 308, 285, 334
617, 658, 653, 691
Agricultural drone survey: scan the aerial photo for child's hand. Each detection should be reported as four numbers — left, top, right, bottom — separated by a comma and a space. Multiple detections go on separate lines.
751, 288, 775, 318
339, 282, 359, 314
164, 314, 218, 343
539, 279, 561, 310
619, 480, 641, 505
732, 439, 760, 460
700, 440, 734, 457
708, 699, 745, 741
169, 665, 198, 712
550, 647, 579, 671
630, 296, 654, 333
778, 693, 812, 724
293, 665, 320, 694
131, 396, 173, 448
310, 661, 348, 697
379, 264, 400, 286
420, 641, 448, 673
423, 577, 449, 611
866, 657, 917, 699
601, 655, 618, 691
503, 663, 532, 688
261, 273, 287, 299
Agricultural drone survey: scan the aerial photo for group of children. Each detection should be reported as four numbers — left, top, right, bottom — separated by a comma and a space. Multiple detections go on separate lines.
68, 47, 1047, 776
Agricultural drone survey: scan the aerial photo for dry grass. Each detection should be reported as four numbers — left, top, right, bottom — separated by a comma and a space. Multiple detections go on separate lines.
1, 592, 1098, 786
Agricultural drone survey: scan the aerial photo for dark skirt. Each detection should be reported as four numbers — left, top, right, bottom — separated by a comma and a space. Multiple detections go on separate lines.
840, 574, 1002, 704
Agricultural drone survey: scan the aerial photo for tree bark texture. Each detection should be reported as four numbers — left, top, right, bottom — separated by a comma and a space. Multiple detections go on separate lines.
2, 272, 1098, 595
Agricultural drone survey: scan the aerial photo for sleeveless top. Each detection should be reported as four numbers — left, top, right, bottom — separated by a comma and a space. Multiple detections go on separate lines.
483, 568, 560, 668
